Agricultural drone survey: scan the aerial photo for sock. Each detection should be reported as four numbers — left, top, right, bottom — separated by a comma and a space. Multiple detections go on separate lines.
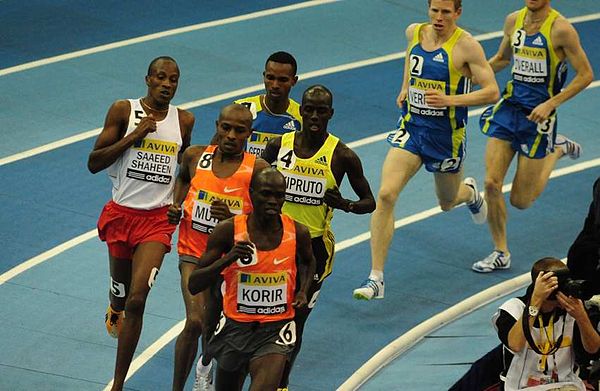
109, 304, 124, 315
467, 185, 477, 204
369, 270, 384, 281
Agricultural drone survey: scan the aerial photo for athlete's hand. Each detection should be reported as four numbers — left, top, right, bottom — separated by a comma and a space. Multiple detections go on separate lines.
527, 101, 556, 124
211, 199, 234, 221
556, 292, 587, 322
324, 188, 351, 212
292, 291, 308, 308
425, 89, 451, 108
396, 89, 408, 108
531, 271, 559, 306
132, 114, 157, 140
167, 204, 183, 225
226, 240, 254, 265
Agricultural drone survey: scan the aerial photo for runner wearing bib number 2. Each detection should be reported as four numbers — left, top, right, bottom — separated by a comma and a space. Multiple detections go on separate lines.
472, 0, 593, 273
167, 104, 270, 391
354, 0, 499, 301
188, 168, 316, 391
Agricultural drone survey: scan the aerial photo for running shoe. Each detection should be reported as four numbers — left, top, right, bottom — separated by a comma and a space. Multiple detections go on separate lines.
192, 358, 214, 391
353, 278, 385, 300
556, 134, 581, 160
105, 305, 124, 338
472, 250, 511, 273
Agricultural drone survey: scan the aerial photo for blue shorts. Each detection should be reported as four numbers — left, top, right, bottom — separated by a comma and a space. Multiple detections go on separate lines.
387, 121, 466, 173
480, 100, 557, 159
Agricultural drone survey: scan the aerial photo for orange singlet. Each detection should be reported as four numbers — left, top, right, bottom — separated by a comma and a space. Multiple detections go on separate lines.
221, 214, 297, 323
178, 145, 256, 257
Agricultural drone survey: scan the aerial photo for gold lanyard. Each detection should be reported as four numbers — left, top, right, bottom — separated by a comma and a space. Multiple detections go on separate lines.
535, 313, 556, 372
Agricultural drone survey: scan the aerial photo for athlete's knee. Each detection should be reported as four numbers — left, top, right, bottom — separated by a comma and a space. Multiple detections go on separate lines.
377, 188, 399, 209
182, 315, 204, 336
124, 293, 148, 316
484, 177, 503, 197
509, 192, 534, 210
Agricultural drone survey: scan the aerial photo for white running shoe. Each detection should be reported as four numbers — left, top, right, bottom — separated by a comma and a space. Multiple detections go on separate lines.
472, 250, 511, 273
353, 278, 385, 300
464, 177, 487, 225
556, 134, 581, 160
192, 357, 214, 391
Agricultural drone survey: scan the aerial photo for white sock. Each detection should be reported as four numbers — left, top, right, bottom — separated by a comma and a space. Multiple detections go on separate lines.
369, 270, 384, 281
196, 356, 212, 375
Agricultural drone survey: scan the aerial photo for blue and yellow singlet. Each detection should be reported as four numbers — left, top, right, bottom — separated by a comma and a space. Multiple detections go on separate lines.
402, 23, 471, 134
234, 95, 302, 156
503, 7, 567, 109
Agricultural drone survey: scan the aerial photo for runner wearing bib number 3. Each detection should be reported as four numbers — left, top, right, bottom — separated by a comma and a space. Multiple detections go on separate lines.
472, 0, 593, 273
354, 0, 499, 301
188, 168, 316, 391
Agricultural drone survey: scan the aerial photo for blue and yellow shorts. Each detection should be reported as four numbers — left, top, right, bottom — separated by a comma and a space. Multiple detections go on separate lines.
480, 99, 557, 159
387, 121, 466, 173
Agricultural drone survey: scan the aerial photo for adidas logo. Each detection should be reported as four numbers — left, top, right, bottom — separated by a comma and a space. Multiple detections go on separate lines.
315, 155, 328, 166
433, 53, 444, 63
283, 121, 297, 131
532, 36, 543, 46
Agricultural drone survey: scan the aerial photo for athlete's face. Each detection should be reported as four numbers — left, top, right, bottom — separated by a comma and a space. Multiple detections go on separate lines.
145, 59, 180, 105
263, 61, 297, 102
215, 107, 253, 155
251, 172, 286, 216
300, 91, 333, 134
525, 0, 549, 12
428, 0, 461, 33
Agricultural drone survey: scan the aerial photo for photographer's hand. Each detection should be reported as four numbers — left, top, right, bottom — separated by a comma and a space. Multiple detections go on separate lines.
556, 292, 587, 321
531, 271, 559, 307
557, 291, 600, 354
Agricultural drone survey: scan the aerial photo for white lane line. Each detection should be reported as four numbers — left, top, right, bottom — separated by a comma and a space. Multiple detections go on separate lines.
336, 268, 538, 390
103, 322, 185, 391
337, 258, 567, 391
0, 230, 97, 285
336, 157, 600, 252
0, 0, 339, 77
2, 14, 599, 167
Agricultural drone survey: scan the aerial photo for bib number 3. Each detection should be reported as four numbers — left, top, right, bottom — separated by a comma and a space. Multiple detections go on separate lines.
536, 116, 556, 135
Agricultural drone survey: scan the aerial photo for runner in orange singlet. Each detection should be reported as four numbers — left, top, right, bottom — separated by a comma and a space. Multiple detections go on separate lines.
188, 168, 316, 391
167, 104, 269, 391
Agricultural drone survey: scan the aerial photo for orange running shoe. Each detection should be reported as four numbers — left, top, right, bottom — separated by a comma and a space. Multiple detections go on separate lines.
105, 305, 124, 338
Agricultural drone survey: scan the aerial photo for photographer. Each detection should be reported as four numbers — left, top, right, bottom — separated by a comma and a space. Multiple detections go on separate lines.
493, 257, 600, 390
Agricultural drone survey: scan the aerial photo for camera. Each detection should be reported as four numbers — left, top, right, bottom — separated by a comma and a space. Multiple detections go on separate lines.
550, 268, 596, 301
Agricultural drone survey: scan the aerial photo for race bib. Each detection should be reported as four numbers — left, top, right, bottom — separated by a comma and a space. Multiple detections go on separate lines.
237, 272, 288, 316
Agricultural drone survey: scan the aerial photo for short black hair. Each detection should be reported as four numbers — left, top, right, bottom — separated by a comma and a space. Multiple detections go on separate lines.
302, 84, 333, 106
147, 56, 178, 76
250, 167, 285, 192
265, 51, 297, 75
